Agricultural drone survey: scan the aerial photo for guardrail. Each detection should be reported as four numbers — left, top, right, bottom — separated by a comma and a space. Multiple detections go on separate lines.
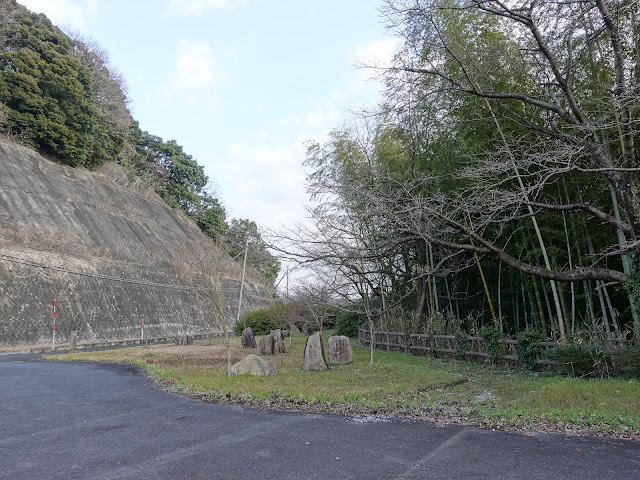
30, 331, 225, 353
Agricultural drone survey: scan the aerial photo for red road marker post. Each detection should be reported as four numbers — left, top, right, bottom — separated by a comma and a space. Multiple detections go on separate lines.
52, 299, 56, 351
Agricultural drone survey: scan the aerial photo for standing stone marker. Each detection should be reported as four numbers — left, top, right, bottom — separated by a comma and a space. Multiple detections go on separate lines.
174, 334, 193, 346
270, 329, 287, 354
231, 354, 277, 376
328, 335, 352, 365
241, 327, 257, 348
258, 334, 275, 355
303, 333, 328, 371
70, 331, 78, 354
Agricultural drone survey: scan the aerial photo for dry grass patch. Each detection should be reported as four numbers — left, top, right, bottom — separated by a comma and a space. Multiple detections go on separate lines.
49, 333, 459, 408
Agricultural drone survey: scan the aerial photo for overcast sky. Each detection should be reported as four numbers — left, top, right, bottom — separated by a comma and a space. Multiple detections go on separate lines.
19, 0, 396, 233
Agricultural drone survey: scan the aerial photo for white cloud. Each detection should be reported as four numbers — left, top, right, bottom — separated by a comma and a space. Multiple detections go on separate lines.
212, 137, 312, 290
165, 0, 247, 16
168, 40, 227, 104
353, 37, 400, 70
18, 0, 99, 31
333, 37, 401, 106
212, 99, 348, 233
217, 139, 308, 229
278, 105, 343, 138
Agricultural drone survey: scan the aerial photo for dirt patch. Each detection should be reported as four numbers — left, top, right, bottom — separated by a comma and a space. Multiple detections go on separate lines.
144, 343, 251, 367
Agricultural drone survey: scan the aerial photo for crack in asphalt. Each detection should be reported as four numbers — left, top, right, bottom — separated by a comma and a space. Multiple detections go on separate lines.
399, 428, 470, 479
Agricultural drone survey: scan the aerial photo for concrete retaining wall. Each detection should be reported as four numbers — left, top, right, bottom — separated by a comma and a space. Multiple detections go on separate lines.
0, 137, 272, 347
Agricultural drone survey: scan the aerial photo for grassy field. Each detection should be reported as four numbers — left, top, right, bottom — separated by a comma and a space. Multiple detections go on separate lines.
47, 332, 640, 438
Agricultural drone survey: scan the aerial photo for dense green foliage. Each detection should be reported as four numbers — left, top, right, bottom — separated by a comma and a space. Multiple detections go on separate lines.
122, 121, 228, 245
480, 326, 504, 364
455, 334, 469, 360
547, 345, 607, 378
297, 0, 640, 347
133, 130, 208, 213
612, 349, 640, 379
547, 345, 640, 379
233, 305, 282, 336
0, 1, 279, 283
335, 310, 362, 338
0, 2, 115, 166
225, 219, 281, 282
516, 330, 545, 371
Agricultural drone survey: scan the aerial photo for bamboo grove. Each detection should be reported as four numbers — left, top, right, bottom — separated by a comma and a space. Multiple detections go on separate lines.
280, 0, 640, 345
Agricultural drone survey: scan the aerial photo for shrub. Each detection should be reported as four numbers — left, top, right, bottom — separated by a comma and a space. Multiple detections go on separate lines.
517, 330, 545, 371
480, 326, 504, 364
547, 345, 640, 379
547, 344, 608, 378
455, 334, 469, 360
548, 345, 640, 379
428, 331, 436, 357
611, 348, 640, 379
233, 307, 279, 336
335, 311, 362, 338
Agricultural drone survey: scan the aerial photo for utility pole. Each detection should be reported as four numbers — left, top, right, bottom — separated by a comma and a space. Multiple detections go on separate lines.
236, 238, 249, 328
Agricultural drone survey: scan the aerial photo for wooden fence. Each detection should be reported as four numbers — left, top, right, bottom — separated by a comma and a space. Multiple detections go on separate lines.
357, 326, 560, 366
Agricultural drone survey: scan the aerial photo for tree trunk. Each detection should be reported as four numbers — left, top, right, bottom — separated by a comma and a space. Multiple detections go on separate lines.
483, 97, 566, 343
497, 262, 503, 333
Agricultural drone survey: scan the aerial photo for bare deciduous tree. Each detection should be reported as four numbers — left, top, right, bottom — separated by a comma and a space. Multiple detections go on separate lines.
176, 242, 233, 377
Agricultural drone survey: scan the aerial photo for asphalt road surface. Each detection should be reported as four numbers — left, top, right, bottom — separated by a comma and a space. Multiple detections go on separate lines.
1, 360, 638, 480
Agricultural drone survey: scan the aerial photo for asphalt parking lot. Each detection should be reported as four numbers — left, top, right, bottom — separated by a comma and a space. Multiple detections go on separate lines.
1, 360, 638, 479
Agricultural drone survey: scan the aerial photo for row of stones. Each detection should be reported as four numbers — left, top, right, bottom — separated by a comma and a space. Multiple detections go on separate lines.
232, 328, 353, 376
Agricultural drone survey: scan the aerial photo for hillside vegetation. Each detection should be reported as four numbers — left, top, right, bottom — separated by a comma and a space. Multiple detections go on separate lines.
0, 0, 278, 281
283, 0, 640, 350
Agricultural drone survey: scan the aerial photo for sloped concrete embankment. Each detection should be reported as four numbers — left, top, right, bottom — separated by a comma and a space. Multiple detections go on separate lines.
0, 137, 271, 347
